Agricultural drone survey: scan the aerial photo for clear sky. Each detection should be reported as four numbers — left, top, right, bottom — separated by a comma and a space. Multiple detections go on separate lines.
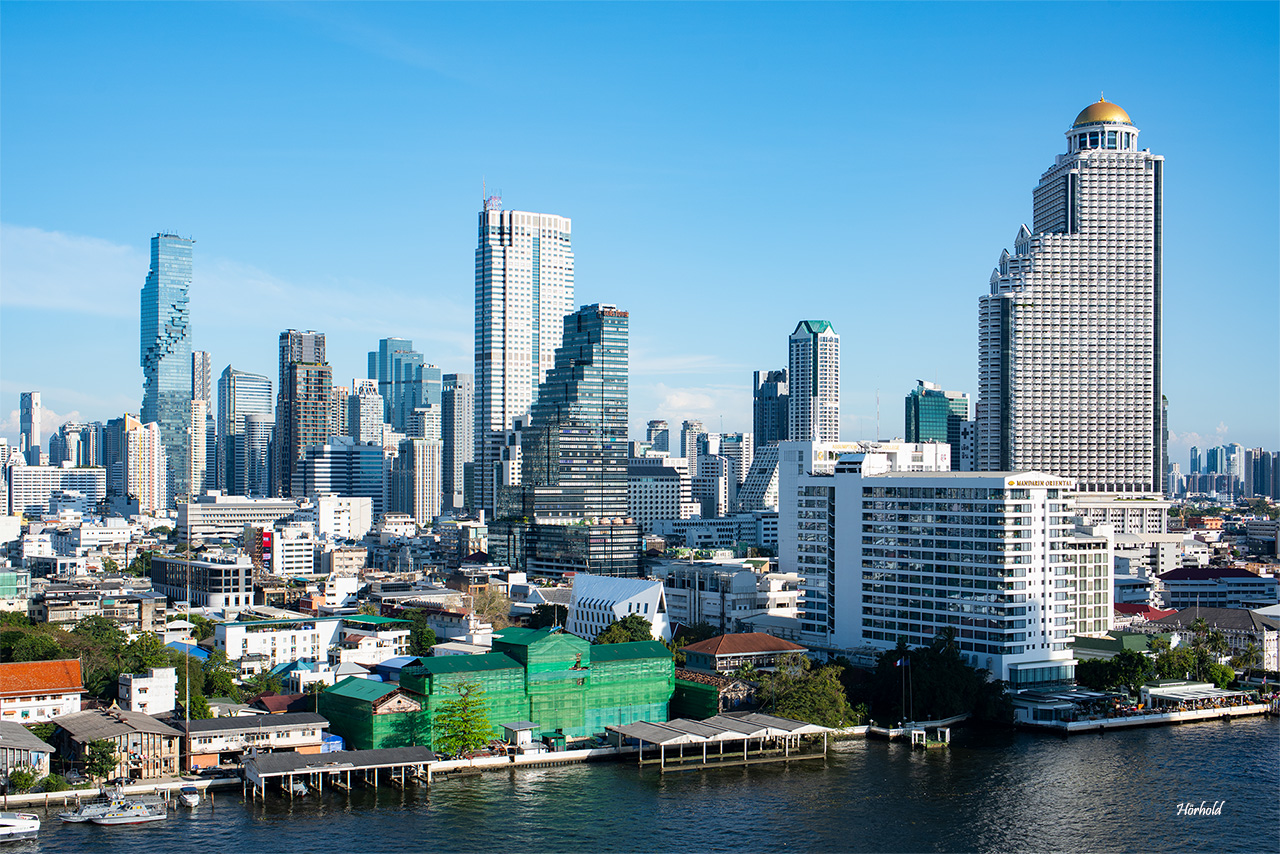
2, 2, 1277, 467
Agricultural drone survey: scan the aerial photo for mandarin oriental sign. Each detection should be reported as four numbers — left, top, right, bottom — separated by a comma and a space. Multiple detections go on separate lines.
1007, 479, 1073, 488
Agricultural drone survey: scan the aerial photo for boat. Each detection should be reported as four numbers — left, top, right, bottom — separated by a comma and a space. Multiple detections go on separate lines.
178, 786, 200, 808
88, 801, 167, 825
287, 779, 308, 797
0, 812, 40, 842
58, 796, 125, 823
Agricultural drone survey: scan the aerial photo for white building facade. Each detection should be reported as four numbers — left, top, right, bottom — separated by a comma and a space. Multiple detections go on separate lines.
977, 98, 1163, 496
473, 201, 575, 514
566, 573, 671, 642
788, 321, 840, 443
118, 667, 178, 716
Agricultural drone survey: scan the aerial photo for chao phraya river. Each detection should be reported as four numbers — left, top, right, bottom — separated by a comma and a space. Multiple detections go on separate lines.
26, 717, 1279, 853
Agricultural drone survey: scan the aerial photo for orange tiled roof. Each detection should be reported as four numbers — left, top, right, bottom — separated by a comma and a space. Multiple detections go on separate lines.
0, 659, 85, 698
683, 633, 807, 657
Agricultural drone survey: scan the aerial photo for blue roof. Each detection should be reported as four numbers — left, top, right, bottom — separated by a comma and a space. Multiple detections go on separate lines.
167, 641, 210, 661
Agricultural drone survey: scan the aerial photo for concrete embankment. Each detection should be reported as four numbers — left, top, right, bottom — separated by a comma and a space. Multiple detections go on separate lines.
1024, 702, 1270, 734
1, 776, 240, 809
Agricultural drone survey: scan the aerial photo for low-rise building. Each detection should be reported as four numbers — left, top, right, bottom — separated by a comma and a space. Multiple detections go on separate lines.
1157, 567, 1280, 610
52, 708, 181, 780
682, 633, 808, 674
29, 587, 167, 632
0, 720, 56, 780
654, 559, 800, 632
177, 491, 300, 541
151, 550, 255, 610
1139, 606, 1280, 672
177, 711, 328, 771
214, 613, 412, 671
566, 573, 670, 642
0, 659, 85, 723
651, 511, 779, 553
117, 667, 177, 716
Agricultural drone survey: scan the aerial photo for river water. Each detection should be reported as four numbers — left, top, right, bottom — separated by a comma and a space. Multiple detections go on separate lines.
19, 717, 1279, 853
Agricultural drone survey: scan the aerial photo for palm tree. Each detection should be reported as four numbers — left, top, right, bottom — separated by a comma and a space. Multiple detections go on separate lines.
1231, 641, 1262, 684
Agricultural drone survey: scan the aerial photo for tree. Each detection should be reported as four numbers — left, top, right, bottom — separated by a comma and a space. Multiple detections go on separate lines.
126, 550, 153, 577
5, 766, 38, 793
432, 681, 492, 756
202, 650, 241, 701
181, 693, 213, 720
471, 589, 513, 629
73, 615, 128, 651
755, 654, 855, 727
122, 632, 169, 674
101, 557, 119, 574
403, 610, 438, 656
1205, 662, 1236, 689
1231, 642, 1262, 682
41, 773, 72, 792
357, 602, 379, 616
529, 604, 568, 630
11, 634, 66, 662
1111, 649, 1155, 695
242, 672, 283, 699
169, 613, 215, 641
595, 614, 654, 644
85, 739, 119, 781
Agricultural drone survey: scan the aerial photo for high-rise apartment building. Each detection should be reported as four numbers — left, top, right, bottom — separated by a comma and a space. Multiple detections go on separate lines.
390, 437, 443, 528
441, 373, 474, 511
473, 198, 575, 514
141, 233, 194, 503
216, 367, 273, 494
274, 330, 331, 497
788, 321, 840, 443
192, 351, 211, 404
238, 414, 274, 497
347, 380, 385, 445
905, 380, 972, 471
645, 420, 670, 453
330, 385, 351, 439
19, 392, 41, 466
977, 98, 1163, 495
680, 419, 704, 469
104, 414, 141, 500
187, 400, 208, 500
125, 421, 168, 515
1189, 446, 1201, 475
753, 369, 789, 449
290, 438, 384, 518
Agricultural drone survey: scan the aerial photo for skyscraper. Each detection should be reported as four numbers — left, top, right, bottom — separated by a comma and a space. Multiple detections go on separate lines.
441, 373, 474, 511
216, 366, 272, 494
141, 233, 194, 503
752, 369, 789, 449
645, 420, 670, 453
347, 379, 385, 445
1189, 446, 1201, 475
977, 97, 1163, 494
473, 197, 575, 514
369, 338, 440, 432
905, 380, 972, 471
510, 304, 640, 578
192, 351, 212, 404
390, 437, 443, 527
788, 321, 840, 443
274, 330, 331, 497
19, 392, 41, 466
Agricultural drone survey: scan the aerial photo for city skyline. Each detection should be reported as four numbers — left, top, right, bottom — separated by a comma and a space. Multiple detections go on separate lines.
1, 4, 1276, 464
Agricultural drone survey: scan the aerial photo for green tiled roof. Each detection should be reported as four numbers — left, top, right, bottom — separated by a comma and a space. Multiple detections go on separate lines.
492, 627, 558, 646
324, 676, 400, 702
342, 615, 411, 626
590, 641, 672, 661
409, 652, 522, 675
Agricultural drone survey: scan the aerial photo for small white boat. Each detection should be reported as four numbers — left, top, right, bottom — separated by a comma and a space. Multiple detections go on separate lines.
0, 812, 40, 842
58, 798, 124, 823
178, 786, 200, 808
88, 801, 167, 826
287, 779, 307, 797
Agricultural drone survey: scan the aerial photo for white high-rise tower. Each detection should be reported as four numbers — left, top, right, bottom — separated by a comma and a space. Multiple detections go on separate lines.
473, 196, 575, 513
788, 321, 840, 443
978, 97, 1163, 495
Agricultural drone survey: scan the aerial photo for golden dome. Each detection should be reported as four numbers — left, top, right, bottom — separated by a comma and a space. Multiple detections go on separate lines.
1072, 96, 1132, 127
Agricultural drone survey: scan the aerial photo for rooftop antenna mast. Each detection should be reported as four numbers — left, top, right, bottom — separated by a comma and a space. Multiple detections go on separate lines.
876, 389, 880, 440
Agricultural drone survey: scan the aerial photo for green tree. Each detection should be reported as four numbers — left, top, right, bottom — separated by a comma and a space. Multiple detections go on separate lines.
1205, 662, 1236, 689
529, 604, 568, 630
122, 632, 169, 673
25, 723, 56, 743
168, 613, 215, 641
41, 773, 72, 792
126, 550, 153, 577
1231, 641, 1262, 682
1075, 658, 1114, 691
72, 615, 128, 651
242, 671, 283, 699
357, 602, 379, 616
1111, 649, 1155, 695
101, 557, 119, 574
1147, 634, 1172, 655
181, 693, 213, 720
432, 681, 492, 756
202, 650, 241, 701
5, 766, 38, 793
595, 614, 654, 644
85, 739, 119, 781
11, 634, 66, 662
403, 609, 438, 656
756, 653, 855, 727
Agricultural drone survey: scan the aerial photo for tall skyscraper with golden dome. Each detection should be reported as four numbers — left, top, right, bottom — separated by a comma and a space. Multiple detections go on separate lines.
977, 97, 1164, 496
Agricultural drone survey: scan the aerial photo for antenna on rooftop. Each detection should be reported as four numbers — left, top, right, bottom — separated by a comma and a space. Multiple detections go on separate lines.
876, 389, 880, 440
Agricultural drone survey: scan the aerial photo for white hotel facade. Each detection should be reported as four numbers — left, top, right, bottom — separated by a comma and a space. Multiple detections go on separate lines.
780, 443, 1113, 687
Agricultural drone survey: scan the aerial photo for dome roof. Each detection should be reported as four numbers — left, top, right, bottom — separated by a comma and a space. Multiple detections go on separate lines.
1072, 96, 1132, 127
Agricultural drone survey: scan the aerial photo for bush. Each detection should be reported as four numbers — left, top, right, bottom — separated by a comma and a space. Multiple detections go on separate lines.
5, 766, 38, 793
41, 774, 72, 793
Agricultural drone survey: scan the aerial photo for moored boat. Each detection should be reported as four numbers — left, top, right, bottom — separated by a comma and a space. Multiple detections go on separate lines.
88, 801, 167, 825
0, 812, 40, 842
178, 786, 200, 808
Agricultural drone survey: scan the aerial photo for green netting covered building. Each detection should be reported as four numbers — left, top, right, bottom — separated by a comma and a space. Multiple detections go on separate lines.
316, 677, 426, 751
392, 627, 673, 748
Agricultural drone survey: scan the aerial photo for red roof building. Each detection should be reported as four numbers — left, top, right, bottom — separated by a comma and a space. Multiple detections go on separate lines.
0, 659, 86, 723
683, 633, 807, 674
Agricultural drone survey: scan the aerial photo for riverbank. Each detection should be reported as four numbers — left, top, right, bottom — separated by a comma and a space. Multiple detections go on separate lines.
0, 776, 240, 809
1019, 701, 1271, 733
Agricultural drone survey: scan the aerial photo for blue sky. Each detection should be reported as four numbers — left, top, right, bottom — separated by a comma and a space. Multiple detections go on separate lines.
2, 2, 1277, 466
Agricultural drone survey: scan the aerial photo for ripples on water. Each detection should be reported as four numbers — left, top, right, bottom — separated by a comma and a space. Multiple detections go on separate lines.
21, 717, 1279, 853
